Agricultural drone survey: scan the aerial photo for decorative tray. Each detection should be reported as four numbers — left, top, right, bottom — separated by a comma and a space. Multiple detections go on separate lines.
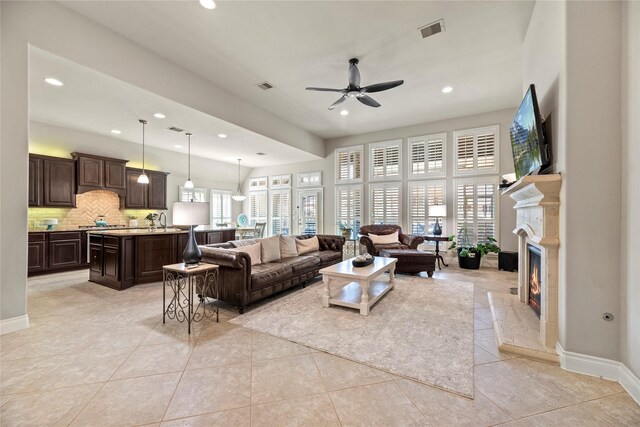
352, 258, 374, 268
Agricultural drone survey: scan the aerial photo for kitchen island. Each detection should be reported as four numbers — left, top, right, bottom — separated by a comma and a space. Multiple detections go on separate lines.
87, 227, 235, 290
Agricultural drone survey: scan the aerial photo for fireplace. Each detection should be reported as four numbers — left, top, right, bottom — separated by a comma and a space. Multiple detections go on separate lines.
528, 245, 542, 318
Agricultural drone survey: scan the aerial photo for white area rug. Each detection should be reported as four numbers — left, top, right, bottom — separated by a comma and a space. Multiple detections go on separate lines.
230, 275, 475, 398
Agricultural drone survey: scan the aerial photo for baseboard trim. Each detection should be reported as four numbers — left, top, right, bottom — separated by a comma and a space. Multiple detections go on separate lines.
556, 343, 640, 405
0, 314, 29, 335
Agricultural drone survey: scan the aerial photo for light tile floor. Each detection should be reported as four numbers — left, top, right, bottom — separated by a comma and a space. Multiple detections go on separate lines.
1, 258, 638, 426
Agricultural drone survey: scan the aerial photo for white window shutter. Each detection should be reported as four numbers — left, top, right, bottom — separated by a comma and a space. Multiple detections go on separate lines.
369, 140, 402, 181
335, 146, 363, 183
249, 191, 267, 226
410, 141, 426, 176
454, 126, 499, 175
335, 185, 362, 235
426, 136, 445, 175
209, 190, 232, 225
454, 178, 498, 245
369, 183, 401, 224
408, 180, 446, 235
270, 189, 291, 236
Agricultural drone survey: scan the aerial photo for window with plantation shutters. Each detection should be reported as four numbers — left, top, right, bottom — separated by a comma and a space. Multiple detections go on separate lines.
210, 190, 232, 225
408, 180, 446, 235
249, 191, 267, 226
335, 185, 362, 236
269, 189, 291, 236
335, 145, 363, 183
369, 140, 401, 181
453, 126, 499, 175
408, 133, 446, 178
179, 186, 207, 203
454, 177, 498, 245
270, 175, 292, 189
369, 183, 401, 225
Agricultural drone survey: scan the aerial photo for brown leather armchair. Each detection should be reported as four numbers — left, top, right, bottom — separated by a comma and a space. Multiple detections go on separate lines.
359, 224, 424, 256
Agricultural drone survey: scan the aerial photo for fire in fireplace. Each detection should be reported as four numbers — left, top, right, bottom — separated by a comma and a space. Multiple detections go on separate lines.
528, 245, 542, 317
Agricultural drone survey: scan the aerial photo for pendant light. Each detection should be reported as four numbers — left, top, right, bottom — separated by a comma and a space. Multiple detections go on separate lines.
184, 132, 194, 189
137, 119, 149, 184
232, 159, 246, 201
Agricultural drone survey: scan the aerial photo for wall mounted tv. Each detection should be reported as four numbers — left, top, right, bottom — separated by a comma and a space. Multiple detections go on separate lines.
509, 84, 551, 180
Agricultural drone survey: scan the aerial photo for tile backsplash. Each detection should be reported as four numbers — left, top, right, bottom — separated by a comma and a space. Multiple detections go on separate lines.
29, 190, 159, 230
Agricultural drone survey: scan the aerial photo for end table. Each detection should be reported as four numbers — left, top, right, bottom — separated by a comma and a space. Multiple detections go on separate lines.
424, 236, 451, 270
163, 263, 219, 334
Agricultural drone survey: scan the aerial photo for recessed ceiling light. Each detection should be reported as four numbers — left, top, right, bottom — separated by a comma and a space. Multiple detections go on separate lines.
199, 0, 216, 9
340, 110, 349, 116
217, 133, 227, 138
44, 78, 63, 86
442, 86, 453, 94
174, 144, 182, 148
154, 113, 166, 119
110, 129, 122, 135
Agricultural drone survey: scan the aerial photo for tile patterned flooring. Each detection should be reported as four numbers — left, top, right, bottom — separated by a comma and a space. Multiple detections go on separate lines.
1, 259, 639, 426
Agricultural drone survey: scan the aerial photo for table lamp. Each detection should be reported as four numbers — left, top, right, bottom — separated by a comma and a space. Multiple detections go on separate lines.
173, 201, 210, 265
428, 205, 447, 236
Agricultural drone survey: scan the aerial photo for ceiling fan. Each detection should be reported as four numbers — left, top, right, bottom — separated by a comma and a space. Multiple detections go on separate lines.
306, 58, 404, 110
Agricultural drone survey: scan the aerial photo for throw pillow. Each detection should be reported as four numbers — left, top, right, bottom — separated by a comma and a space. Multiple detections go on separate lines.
296, 235, 320, 255
279, 235, 298, 258
229, 242, 262, 265
230, 239, 257, 248
369, 230, 400, 245
259, 235, 281, 263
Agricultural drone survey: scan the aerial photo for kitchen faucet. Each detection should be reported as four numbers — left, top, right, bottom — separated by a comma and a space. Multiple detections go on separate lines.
158, 212, 167, 231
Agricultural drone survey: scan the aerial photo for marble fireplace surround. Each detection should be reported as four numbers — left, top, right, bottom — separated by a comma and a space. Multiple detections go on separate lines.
488, 174, 562, 362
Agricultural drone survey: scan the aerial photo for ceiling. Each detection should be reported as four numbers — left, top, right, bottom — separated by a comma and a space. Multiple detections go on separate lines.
29, 47, 320, 167
60, 0, 535, 140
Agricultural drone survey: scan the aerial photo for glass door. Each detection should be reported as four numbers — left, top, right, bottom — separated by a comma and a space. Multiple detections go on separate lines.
296, 189, 323, 235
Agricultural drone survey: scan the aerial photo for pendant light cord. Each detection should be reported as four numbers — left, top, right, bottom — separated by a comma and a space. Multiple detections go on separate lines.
139, 119, 147, 173
188, 133, 191, 180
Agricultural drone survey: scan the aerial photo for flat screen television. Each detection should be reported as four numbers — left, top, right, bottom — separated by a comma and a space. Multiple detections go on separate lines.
509, 84, 550, 180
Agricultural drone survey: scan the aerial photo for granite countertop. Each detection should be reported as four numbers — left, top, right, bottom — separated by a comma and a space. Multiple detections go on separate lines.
30, 226, 235, 234
86, 226, 235, 237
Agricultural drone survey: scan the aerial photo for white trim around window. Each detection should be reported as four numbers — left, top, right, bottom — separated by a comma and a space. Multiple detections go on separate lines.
407, 180, 447, 236
335, 184, 363, 236
248, 176, 268, 191
179, 186, 207, 203
369, 139, 402, 181
210, 190, 232, 226
297, 171, 322, 188
335, 145, 364, 184
453, 125, 499, 176
368, 181, 402, 225
408, 133, 446, 179
453, 176, 500, 245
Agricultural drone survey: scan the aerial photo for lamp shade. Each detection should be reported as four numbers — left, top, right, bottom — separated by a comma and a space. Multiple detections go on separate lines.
428, 204, 447, 218
172, 202, 210, 226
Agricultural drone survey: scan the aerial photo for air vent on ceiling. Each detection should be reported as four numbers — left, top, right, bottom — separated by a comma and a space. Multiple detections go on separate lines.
256, 81, 274, 90
419, 19, 445, 39
256, 152, 266, 156
167, 126, 184, 133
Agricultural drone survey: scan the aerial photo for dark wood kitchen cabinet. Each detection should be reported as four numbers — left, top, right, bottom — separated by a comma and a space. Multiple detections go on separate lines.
123, 167, 169, 210
28, 156, 42, 207
28, 231, 89, 276
28, 233, 47, 274
29, 154, 76, 208
72, 153, 127, 196
135, 234, 176, 282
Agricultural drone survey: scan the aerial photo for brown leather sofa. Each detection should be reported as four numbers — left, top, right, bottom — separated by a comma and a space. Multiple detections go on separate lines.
359, 224, 424, 256
199, 234, 345, 313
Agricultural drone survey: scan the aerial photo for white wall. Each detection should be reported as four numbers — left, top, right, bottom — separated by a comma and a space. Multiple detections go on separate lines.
29, 121, 248, 224
621, 0, 640, 381
245, 108, 519, 252
0, 0, 321, 324
524, 0, 623, 362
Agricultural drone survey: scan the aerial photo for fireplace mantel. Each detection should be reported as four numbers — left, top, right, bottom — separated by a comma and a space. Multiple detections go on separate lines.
489, 174, 562, 362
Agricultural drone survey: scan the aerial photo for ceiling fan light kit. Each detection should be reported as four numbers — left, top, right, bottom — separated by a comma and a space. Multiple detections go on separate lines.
306, 58, 404, 110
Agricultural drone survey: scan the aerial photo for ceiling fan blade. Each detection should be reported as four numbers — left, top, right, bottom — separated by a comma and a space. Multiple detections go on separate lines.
306, 87, 345, 92
357, 95, 381, 108
362, 80, 404, 93
348, 62, 361, 87
328, 95, 348, 110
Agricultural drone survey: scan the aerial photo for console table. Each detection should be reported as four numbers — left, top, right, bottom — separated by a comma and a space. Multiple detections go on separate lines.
163, 263, 219, 333
424, 235, 451, 270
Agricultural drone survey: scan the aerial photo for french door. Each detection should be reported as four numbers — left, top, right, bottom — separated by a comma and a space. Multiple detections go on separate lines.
296, 189, 323, 235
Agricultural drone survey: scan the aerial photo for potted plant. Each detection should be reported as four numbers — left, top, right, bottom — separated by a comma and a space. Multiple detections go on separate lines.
337, 221, 353, 239
449, 229, 500, 270
128, 215, 138, 228
145, 212, 159, 228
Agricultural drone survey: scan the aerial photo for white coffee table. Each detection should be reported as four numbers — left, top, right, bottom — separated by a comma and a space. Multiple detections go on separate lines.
319, 256, 397, 316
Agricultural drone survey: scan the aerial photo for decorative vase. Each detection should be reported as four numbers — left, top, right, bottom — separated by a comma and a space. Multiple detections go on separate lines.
341, 230, 352, 239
